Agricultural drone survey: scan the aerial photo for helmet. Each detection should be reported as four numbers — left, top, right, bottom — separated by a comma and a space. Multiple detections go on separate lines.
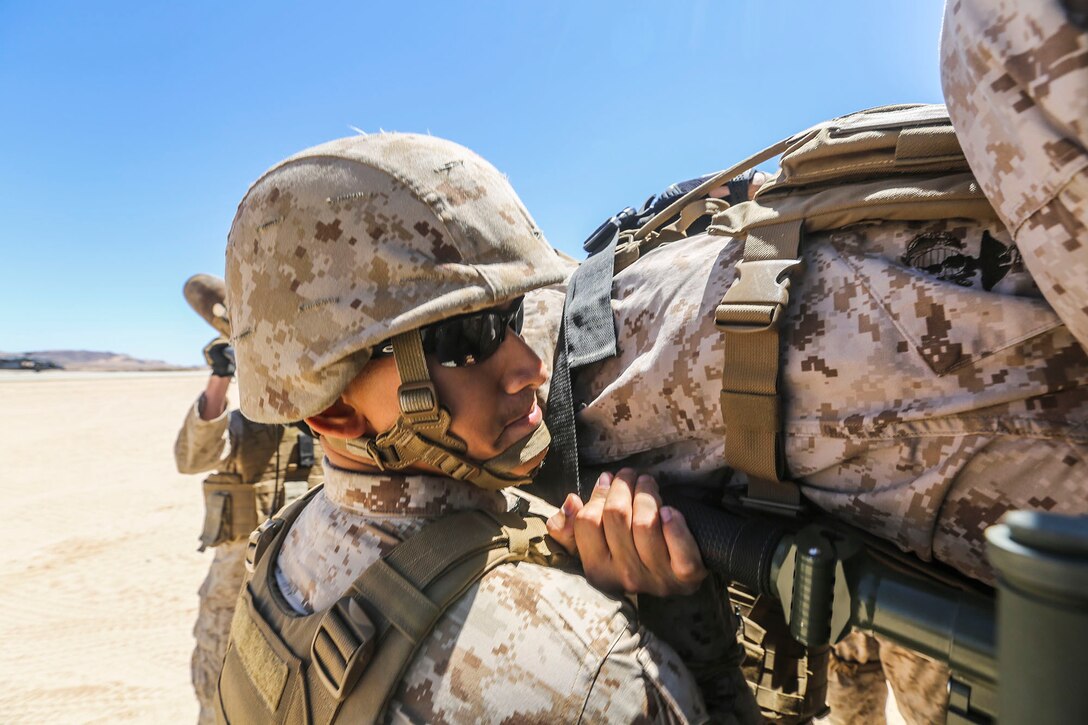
183, 273, 231, 337
226, 132, 568, 488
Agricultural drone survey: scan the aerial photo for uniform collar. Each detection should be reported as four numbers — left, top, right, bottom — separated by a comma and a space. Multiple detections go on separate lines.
322, 459, 508, 518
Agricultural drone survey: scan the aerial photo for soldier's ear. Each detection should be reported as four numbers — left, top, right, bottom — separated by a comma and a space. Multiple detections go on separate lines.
304, 396, 371, 440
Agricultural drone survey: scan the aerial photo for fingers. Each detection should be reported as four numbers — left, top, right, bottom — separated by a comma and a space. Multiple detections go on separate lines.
630, 475, 671, 581
660, 506, 708, 593
545, 493, 583, 555
601, 469, 644, 590
563, 468, 709, 597
573, 472, 617, 588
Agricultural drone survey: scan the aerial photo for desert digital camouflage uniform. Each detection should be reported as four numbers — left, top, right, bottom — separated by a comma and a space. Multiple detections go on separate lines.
825, 631, 951, 725
941, 0, 1088, 354
272, 463, 710, 723
562, 3, 1088, 722
175, 395, 323, 725
835, 3, 1088, 722
574, 217, 1087, 584
575, 203, 1085, 725
218, 132, 725, 723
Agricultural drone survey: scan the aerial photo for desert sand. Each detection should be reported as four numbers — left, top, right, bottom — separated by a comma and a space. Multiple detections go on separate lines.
1, 371, 210, 723
0, 370, 905, 724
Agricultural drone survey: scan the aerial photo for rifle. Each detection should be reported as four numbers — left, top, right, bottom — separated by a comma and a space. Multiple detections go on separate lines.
663, 492, 1088, 724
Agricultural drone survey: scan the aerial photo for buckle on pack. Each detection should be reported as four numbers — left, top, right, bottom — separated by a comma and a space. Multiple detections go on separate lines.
311, 596, 377, 700
715, 259, 801, 333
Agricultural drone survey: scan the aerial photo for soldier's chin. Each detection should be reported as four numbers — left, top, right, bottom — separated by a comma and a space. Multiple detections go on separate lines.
509, 445, 549, 477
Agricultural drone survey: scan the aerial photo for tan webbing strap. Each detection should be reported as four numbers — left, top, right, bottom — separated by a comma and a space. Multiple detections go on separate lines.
632, 137, 792, 243
626, 143, 800, 506
343, 547, 518, 723
354, 560, 440, 643
895, 125, 962, 164
390, 330, 440, 423
329, 509, 554, 722
503, 518, 533, 555
379, 509, 519, 584
658, 198, 732, 240
614, 198, 734, 275
716, 220, 804, 513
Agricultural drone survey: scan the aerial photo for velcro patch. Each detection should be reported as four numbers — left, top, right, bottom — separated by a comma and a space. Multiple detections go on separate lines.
229, 601, 288, 713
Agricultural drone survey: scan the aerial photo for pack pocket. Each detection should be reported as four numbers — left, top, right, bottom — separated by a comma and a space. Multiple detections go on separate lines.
839, 249, 1062, 375
202, 473, 274, 547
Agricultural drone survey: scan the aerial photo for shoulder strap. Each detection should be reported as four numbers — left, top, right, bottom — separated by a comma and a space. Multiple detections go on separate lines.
631, 138, 792, 244
533, 139, 794, 507
224, 498, 562, 725
317, 508, 563, 723
713, 123, 994, 514
533, 230, 623, 504
715, 220, 805, 514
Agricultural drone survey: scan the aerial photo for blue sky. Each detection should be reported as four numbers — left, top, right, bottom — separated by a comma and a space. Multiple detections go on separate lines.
0, 1, 946, 366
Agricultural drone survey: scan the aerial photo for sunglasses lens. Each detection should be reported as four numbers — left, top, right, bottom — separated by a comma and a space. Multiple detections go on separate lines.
432, 321, 475, 367
411, 298, 525, 368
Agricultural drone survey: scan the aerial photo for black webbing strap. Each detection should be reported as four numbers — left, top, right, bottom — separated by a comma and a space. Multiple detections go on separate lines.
532, 232, 621, 504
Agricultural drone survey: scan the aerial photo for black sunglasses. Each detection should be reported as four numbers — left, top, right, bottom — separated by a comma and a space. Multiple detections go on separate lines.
375, 297, 525, 368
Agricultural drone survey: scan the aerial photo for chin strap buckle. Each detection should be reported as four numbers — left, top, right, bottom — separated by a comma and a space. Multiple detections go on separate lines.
398, 381, 440, 423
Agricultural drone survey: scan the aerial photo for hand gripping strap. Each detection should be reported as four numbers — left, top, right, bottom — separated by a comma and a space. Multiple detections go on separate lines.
316, 509, 557, 722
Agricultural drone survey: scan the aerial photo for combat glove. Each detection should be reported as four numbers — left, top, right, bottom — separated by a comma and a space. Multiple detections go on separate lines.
203, 337, 236, 377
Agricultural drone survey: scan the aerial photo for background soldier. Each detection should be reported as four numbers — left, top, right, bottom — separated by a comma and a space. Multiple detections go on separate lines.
176, 274, 323, 725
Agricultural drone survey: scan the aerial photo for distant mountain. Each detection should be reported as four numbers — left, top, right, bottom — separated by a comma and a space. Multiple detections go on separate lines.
0, 350, 199, 372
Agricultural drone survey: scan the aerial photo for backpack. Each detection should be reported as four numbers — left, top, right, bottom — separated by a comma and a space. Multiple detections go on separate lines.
537, 103, 998, 515
531, 104, 1000, 723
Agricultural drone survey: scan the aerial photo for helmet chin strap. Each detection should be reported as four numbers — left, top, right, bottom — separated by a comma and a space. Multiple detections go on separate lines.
323, 328, 549, 491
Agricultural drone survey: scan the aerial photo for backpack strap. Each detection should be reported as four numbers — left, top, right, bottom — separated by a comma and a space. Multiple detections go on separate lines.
532, 138, 794, 507
630, 138, 791, 244
715, 220, 805, 514
316, 508, 563, 723
619, 136, 806, 515
534, 230, 623, 503
631, 107, 997, 516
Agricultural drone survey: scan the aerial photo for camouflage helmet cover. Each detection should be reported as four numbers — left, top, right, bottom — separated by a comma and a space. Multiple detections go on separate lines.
226, 133, 568, 423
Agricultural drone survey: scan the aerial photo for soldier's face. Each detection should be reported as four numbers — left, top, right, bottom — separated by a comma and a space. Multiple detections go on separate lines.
338, 329, 549, 474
